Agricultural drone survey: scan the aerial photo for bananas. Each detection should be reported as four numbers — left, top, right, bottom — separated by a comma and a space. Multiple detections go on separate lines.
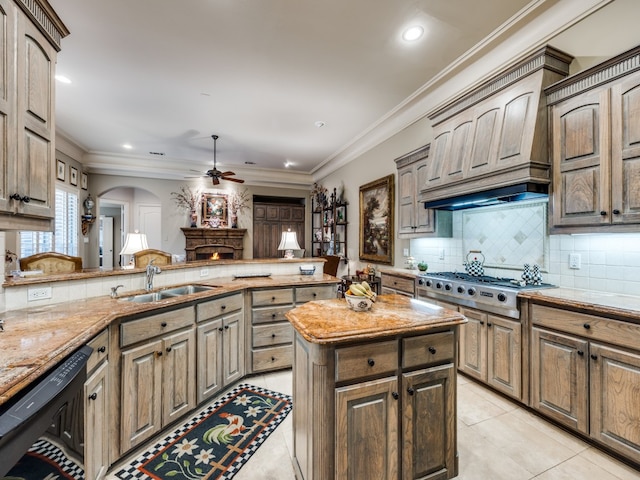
346, 281, 377, 302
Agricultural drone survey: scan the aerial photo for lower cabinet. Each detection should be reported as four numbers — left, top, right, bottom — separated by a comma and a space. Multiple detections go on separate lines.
380, 272, 415, 297
530, 304, 640, 464
294, 328, 458, 480
119, 307, 196, 454
458, 307, 522, 400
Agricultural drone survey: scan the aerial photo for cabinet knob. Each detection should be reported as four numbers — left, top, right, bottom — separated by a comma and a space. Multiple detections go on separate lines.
271, 333, 276, 338
161, 322, 167, 327
88, 392, 98, 401
392, 391, 399, 400
407, 387, 415, 396
221, 305, 226, 310
271, 296, 276, 301
590, 354, 598, 361
166, 346, 172, 353
367, 358, 375, 367
271, 356, 276, 362
600, 210, 607, 216
613, 209, 621, 215
22, 196, 30, 203
479, 321, 485, 325
224, 325, 229, 330
218, 327, 223, 332
98, 346, 106, 353
157, 351, 163, 356
577, 350, 584, 356
428, 346, 436, 355
10, 193, 21, 201
313, 293, 317, 297
271, 313, 277, 319
583, 323, 591, 330
487, 322, 492, 327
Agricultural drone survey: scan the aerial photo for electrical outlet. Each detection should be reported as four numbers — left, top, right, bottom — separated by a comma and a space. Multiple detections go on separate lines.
28, 286, 52, 301
439, 248, 445, 260
569, 253, 581, 269
200, 268, 209, 277
403, 248, 409, 257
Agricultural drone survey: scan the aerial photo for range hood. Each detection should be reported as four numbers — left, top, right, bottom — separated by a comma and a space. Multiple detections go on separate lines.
423, 183, 548, 211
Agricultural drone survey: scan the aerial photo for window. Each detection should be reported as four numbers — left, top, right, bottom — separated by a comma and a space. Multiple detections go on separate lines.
20, 187, 79, 257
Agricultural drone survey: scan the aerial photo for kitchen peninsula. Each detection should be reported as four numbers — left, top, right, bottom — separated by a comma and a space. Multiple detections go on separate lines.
287, 295, 466, 480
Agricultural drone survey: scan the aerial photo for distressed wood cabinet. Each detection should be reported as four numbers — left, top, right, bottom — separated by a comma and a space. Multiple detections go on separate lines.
547, 45, 640, 231
380, 272, 415, 297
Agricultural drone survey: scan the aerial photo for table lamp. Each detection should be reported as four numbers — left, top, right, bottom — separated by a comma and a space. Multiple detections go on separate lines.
278, 229, 300, 259
119, 230, 149, 268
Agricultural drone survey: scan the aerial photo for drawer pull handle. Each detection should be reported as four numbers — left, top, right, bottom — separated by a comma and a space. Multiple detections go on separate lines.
313, 293, 317, 297
487, 322, 492, 327
479, 321, 484, 325
88, 393, 98, 401
583, 323, 591, 330
218, 327, 223, 332
272, 296, 276, 301
224, 325, 229, 330
577, 350, 584, 356
271, 333, 276, 338
271, 313, 277, 319
392, 391, 399, 400
367, 358, 375, 367
428, 346, 436, 355
161, 322, 168, 327
613, 209, 621, 215
407, 387, 415, 396
221, 305, 226, 310
600, 210, 607, 216
590, 354, 598, 361
166, 347, 172, 353
157, 351, 163, 357
98, 346, 106, 353
271, 356, 276, 361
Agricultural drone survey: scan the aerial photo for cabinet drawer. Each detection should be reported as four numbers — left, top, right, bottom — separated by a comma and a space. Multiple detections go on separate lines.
402, 331, 454, 369
296, 285, 336, 303
252, 345, 292, 372
121, 307, 195, 347
252, 323, 293, 347
86, 328, 109, 373
196, 293, 243, 321
531, 304, 640, 352
335, 340, 398, 383
252, 305, 292, 324
381, 275, 414, 295
252, 288, 294, 306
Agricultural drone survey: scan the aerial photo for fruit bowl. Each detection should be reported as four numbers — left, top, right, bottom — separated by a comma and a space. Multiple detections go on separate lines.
345, 294, 373, 311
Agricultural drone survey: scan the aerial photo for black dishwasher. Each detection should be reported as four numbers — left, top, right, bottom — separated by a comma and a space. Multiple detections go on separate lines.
0, 344, 92, 476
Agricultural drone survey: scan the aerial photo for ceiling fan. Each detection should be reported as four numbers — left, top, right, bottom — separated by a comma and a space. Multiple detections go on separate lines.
202, 134, 245, 185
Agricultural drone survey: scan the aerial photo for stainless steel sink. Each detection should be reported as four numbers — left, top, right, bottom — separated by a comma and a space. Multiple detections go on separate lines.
120, 285, 216, 303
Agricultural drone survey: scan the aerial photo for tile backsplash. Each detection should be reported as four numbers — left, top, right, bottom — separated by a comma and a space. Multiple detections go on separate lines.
410, 200, 640, 296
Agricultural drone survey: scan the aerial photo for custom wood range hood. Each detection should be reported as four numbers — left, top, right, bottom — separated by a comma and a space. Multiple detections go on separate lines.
422, 46, 574, 210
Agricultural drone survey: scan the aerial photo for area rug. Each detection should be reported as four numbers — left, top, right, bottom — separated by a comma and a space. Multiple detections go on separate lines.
2, 438, 84, 480
115, 384, 292, 480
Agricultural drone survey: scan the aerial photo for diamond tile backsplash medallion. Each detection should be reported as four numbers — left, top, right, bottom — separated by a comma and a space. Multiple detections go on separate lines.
461, 200, 549, 271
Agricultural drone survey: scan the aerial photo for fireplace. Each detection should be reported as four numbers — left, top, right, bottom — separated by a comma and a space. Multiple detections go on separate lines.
181, 228, 246, 261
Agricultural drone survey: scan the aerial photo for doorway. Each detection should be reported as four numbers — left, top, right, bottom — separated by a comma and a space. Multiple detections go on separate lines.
253, 196, 305, 258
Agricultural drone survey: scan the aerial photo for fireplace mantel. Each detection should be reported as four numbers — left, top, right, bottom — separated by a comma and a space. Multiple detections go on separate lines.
181, 228, 246, 261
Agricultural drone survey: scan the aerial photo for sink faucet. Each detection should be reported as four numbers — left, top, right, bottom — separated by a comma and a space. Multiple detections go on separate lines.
145, 259, 161, 291
110, 284, 125, 298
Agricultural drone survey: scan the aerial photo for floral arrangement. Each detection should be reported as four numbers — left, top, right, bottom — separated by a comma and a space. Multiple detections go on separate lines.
171, 185, 202, 212
311, 182, 327, 209
228, 188, 250, 215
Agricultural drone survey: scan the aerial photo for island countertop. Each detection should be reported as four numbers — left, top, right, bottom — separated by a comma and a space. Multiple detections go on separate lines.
286, 294, 466, 345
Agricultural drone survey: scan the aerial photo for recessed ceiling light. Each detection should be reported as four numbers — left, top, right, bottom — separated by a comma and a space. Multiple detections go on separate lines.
314, 121, 325, 128
402, 26, 424, 42
55, 75, 72, 84
122, 144, 133, 150
284, 161, 294, 168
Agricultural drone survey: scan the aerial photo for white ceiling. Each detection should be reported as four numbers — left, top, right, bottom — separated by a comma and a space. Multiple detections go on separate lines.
49, 0, 640, 184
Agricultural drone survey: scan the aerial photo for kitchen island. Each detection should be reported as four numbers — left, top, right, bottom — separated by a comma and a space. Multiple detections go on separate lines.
286, 294, 466, 480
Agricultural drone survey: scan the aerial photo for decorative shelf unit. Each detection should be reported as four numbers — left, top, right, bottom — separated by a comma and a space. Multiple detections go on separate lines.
311, 188, 347, 257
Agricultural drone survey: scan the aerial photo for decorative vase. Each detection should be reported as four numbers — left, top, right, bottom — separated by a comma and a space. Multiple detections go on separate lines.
189, 210, 197, 227
230, 213, 238, 228
532, 264, 542, 285
522, 264, 532, 284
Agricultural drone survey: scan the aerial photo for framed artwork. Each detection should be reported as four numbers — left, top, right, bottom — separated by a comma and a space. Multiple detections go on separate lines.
359, 174, 394, 265
201, 193, 228, 227
81, 172, 88, 190
56, 159, 66, 181
70, 166, 78, 186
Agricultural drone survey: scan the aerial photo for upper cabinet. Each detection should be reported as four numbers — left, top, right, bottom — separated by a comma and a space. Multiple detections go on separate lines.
424, 46, 573, 202
547, 45, 640, 232
394, 144, 451, 238
0, 0, 68, 231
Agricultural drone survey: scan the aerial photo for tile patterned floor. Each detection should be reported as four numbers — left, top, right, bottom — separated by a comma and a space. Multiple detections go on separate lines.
108, 370, 640, 480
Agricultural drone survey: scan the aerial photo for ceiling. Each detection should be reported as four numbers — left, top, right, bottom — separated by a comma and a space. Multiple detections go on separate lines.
49, 0, 640, 184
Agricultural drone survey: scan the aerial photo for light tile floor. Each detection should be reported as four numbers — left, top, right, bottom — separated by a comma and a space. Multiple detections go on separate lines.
109, 370, 640, 480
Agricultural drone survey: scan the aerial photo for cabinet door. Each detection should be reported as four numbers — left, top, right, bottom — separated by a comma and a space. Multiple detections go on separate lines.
162, 329, 196, 425
590, 343, 640, 462
398, 165, 416, 234
222, 312, 244, 386
0, 0, 16, 214
197, 318, 223, 404
121, 340, 163, 452
611, 69, 640, 224
84, 361, 110, 480
414, 161, 436, 235
551, 87, 610, 227
486, 315, 521, 400
458, 308, 487, 381
335, 377, 398, 480
530, 327, 588, 433
402, 364, 456, 480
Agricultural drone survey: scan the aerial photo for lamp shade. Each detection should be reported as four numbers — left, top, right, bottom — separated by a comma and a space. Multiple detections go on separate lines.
120, 231, 149, 255
277, 229, 300, 259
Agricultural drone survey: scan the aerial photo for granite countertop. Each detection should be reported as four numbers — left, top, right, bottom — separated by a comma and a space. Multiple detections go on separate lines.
286, 294, 466, 345
518, 287, 640, 323
378, 267, 421, 280
0, 274, 339, 406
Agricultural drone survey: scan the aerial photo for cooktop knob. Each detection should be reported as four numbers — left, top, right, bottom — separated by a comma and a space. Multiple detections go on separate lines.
444, 283, 452, 291
436, 282, 443, 289
497, 292, 507, 302
467, 287, 476, 296
457, 286, 465, 294
417, 278, 425, 286
426, 279, 433, 287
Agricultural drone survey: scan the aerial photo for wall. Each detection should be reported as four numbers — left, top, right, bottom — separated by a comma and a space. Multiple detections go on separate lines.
409, 202, 640, 296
